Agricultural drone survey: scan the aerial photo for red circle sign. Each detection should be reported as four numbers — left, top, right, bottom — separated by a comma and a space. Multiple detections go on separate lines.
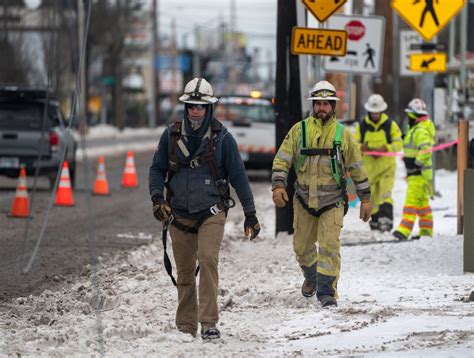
345, 20, 365, 41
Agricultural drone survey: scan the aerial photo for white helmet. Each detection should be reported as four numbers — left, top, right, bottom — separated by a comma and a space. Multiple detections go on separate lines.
178, 77, 218, 104
364, 94, 387, 113
405, 98, 428, 115
307, 80, 340, 101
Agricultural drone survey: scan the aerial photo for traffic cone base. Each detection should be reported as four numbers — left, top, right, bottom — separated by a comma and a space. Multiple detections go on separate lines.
93, 155, 110, 196
8, 167, 31, 218
122, 151, 138, 188
55, 161, 74, 206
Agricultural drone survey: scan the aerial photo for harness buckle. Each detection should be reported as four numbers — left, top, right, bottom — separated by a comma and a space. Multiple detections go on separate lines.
210, 204, 223, 215
189, 158, 201, 169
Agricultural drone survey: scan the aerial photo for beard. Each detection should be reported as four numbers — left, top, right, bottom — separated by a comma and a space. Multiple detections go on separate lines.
316, 109, 334, 122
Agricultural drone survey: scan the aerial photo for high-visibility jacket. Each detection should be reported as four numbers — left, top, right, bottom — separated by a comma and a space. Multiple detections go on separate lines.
403, 117, 435, 182
272, 115, 370, 211
354, 114, 403, 181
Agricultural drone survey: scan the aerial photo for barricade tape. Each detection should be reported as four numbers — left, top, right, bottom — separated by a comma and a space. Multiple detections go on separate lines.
363, 139, 459, 157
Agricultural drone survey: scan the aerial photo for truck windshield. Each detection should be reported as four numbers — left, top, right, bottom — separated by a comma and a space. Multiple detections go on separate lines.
216, 102, 274, 124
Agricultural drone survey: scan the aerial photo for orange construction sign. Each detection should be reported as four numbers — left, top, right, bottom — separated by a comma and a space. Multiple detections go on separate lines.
302, 0, 347, 23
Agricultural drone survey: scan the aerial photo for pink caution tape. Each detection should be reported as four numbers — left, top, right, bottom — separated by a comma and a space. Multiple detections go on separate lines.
363, 139, 459, 157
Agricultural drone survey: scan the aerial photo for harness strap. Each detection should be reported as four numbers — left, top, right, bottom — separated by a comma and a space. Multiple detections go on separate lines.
301, 148, 335, 156
162, 223, 177, 286
296, 192, 348, 217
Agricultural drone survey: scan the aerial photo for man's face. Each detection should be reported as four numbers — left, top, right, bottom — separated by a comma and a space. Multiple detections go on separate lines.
313, 100, 334, 121
187, 104, 207, 121
369, 112, 381, 122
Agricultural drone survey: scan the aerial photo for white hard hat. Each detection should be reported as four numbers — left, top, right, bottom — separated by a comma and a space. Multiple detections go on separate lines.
405, 98, 428, 115
364, 94, 387, 113
307, 80, 340, 101
178, 77, 218, 104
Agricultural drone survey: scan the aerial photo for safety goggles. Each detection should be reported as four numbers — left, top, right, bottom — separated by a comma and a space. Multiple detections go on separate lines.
188, 104, 207, 110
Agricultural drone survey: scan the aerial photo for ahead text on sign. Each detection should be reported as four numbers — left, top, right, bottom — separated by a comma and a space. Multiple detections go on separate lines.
291, 27, 347, 56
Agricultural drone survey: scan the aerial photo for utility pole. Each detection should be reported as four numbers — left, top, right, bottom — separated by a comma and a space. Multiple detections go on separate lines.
171, 17, 178, 108
149, 0, 157, 127
78, 0, 87, 134
275, 0, 302, 235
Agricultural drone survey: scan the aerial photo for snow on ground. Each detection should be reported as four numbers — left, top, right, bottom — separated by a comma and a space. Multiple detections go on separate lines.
1, 129, 473, 356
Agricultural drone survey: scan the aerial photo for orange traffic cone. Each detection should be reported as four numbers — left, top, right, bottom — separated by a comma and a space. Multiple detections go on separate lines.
9, 166, 30, 218
93, 155, 110, 196
55, 161, 74, 206
122, 151, 138, 188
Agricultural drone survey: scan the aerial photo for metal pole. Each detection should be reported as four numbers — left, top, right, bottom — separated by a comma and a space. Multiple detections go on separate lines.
458, 120, 469, 235
392, 7, 400, 121
460, 2, 468, 106
149, 0, 157, 127
447, 19, 456, 121
345, 73, 353, 120
297, 2, 309, 116
78, 0, 87, 135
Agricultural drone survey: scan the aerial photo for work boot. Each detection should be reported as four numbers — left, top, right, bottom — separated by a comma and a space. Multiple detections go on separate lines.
318, 295, 337, 307
201, 326, 220, 340
369, 213, 380, 231
392, 230, 407, 241
301, 279, 317, 297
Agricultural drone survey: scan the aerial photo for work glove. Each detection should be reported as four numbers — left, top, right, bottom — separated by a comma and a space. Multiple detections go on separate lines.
244, 213, 260, 240
359, 200, 372, 222
152, 197, 171, 222
272, 187, 289, 208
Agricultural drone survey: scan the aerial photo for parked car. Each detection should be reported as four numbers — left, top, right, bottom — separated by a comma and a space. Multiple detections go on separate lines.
0, 87, 77, 189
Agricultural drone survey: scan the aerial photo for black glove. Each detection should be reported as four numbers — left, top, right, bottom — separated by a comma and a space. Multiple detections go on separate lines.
152, 197, 171, 222
244, 212, 260, 240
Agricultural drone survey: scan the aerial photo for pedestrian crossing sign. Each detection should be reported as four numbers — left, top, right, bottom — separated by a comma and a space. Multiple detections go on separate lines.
302, 0, 347, 23
391, 0, 465, 41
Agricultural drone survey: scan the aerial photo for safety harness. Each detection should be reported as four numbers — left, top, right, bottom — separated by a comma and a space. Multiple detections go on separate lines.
167, 119, 235, 234
294, 118, 348, 216
162, 119, 235, 286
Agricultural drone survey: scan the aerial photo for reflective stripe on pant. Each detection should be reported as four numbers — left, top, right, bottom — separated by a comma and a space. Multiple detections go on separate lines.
293, 197, 344, 299
396, 175, 433, 238
169, 212, 225, 336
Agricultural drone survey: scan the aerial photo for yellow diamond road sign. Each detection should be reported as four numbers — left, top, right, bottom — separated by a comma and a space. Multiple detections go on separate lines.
291, 27, 347, 56
302, 0, 347, 23
409, 52, 447, 72
391, 0, 465, 41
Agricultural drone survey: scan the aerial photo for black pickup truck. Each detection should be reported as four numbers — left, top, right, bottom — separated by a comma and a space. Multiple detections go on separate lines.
0, 87, 77, 189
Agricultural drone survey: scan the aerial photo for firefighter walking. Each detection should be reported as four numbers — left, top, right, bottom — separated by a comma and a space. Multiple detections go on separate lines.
355, 94, 403, 232
393, 98, 436, 240
271, 80, 372, 307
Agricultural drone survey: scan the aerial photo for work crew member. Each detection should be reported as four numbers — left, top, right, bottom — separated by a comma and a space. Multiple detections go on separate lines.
271, 80, 372, 307
149, 78, 260, 340
393, 98, 435, 240
355, 94, 403, 232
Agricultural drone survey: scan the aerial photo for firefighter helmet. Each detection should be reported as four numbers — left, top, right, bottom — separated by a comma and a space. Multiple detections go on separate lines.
307, 80, 340, 101
179, 78, 218, 104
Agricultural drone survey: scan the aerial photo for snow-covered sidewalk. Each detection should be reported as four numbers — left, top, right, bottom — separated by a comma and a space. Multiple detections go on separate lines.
1, 163, 473, 356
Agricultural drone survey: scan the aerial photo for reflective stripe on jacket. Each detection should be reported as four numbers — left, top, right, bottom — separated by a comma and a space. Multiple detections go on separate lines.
403, 117, 435, 181
272, 115, 370, 211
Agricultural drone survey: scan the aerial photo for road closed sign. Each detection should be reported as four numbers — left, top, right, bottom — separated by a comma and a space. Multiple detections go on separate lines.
323, 15, 385, 75
291, 27, 347, 56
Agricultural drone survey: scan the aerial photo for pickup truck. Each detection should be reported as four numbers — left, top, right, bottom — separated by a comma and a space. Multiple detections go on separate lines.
0, 87, 76, 189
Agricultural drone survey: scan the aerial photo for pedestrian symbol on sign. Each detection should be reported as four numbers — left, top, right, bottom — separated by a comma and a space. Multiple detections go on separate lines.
413, 0, 440, 27
363, 43, 376, 69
